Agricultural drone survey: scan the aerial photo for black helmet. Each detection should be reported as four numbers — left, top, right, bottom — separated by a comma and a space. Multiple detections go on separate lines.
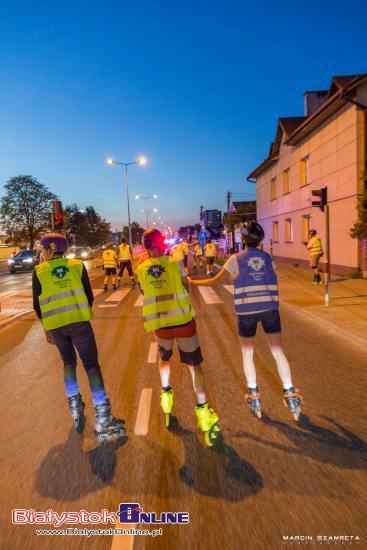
241, 221, 265, 243
143, 228, 165, 250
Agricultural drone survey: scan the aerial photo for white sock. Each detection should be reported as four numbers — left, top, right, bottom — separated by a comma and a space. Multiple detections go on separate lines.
159, 363, 170, 388
241, 345, 257, 388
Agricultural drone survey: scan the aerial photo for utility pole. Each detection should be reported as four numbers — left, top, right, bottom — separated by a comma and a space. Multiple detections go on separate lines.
227, 191, 231, 211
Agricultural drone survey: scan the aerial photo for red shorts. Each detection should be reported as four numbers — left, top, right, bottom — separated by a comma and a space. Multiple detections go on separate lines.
154, 319, 203, 366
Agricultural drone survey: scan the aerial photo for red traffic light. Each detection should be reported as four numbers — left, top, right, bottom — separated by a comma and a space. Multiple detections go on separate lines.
52, 200, 63, 229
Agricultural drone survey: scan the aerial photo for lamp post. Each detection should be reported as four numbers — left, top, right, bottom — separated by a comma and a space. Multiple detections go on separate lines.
140, 207, 158, 229
107, 156, 147, 248
135, 194, 158, 229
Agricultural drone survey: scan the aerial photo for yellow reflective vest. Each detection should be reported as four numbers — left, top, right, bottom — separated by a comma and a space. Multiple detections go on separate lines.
35, 258, 92, 330
118, 243, 132, 261
170, 243, 185, 261
136, 255, 194, 332
103, 249, 117, 268
308, 236, 323, 255
194, 244, 203, 256
181, 241, 189, 255
204, 243, 218, 257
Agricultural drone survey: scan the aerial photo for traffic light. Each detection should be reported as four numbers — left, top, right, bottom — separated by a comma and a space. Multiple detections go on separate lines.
52, 200, 63, 229
312, 187, 327, 212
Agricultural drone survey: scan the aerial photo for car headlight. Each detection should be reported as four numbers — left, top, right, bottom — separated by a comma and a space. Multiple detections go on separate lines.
66, 253, 75, 259
81, 252, 88, 258
23, 258, 34, 263
8, 259, 15, 264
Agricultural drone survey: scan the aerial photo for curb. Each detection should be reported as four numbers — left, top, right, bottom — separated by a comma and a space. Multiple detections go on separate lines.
281, 301, 367, 350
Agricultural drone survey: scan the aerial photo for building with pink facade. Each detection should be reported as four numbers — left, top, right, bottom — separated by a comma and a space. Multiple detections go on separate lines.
247, 74, 367, 275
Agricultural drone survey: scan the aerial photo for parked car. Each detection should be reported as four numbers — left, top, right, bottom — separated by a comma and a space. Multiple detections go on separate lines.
66, 246, 95, 260
8, 249, 40, 273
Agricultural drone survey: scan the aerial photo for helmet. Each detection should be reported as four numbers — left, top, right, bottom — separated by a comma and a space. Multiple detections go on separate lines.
241, 221, 265, 243
143, 228, 165, 250
40, 232, 68, 253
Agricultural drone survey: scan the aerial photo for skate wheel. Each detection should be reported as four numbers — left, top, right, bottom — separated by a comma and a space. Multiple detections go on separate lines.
165, 413, 170, 428
256, 410, 262, 419
292, 412, 300, 422
204, 424, 220, 447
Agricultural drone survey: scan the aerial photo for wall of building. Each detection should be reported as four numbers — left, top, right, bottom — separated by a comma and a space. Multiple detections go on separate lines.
256, 101, 364, 272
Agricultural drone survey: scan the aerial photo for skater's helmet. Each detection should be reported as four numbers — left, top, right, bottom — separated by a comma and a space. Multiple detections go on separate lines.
241, 221, 265, 246
40, 232, 68, 253
143, 228, 165, 251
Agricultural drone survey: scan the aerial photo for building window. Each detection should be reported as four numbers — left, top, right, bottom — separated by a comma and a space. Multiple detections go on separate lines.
302, 215, 311, 242
271, 177, 277, 200
300, 156, 310, 187
283, 169, 290, 194
285, 218, 293, 242
272, 221, 279, 242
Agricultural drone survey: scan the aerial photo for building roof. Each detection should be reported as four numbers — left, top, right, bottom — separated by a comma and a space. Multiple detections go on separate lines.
247, 73, 367, 180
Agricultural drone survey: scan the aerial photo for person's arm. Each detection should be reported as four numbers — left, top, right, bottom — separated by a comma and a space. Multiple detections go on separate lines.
81, 265, 94, 307
188, 268, 227, 286
32, 270, 42, 319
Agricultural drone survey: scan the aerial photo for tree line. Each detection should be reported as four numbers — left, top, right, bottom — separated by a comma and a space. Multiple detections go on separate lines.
0, 175, 144, 248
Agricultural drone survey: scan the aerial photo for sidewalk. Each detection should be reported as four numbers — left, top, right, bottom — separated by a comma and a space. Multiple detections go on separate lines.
276, 263, 367, 347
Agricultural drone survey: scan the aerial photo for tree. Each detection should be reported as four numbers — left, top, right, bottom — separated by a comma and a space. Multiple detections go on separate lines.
0, 175, 57, 248
65, 204, 110, 246
350, 190, 367, 240
121, 221, 144, 245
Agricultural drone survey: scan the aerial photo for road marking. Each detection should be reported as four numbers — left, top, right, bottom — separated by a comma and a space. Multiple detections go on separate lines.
92, 289, 104, 297
223, 284, 234, 295
134, 294, 144, 307
147, 341, 158, 363
197, 286, 222, 304
111, 523, 137, 550
134, 388, 152, 436
98, 304, 118, 308
105, 288, 131, 302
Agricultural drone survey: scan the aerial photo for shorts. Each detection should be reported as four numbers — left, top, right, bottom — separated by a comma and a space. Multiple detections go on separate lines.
237, 309, 281, 338
105, 267, 117, 275
206, 256, 215, 265
310, 254, 322, 269
155, 319, 203, 366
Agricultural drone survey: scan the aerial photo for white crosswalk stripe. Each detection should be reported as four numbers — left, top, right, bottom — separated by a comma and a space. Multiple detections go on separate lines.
134, 388, 152, 436
134, 294, 144, 307
147, 341, 158, 363
223, 284, 234, 295
105, 288, 131, 302
197, 286, 222, 304
92, 289, 104, 297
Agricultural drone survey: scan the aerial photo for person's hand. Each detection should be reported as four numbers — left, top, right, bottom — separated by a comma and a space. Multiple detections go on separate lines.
45, 330, 54, 344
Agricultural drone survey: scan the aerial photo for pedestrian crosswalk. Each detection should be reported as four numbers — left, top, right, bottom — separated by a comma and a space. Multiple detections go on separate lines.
94, 287, 132, 308
223, 284, 234, 295
197, 286, 223, 304
134, 294, 144, 307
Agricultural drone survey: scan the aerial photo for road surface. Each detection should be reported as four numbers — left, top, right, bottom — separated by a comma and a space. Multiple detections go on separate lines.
0, 256, 366, 549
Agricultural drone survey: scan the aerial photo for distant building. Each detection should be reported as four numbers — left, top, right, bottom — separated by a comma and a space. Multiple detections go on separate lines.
200, 209, 222, 228
247, 74, 367, 275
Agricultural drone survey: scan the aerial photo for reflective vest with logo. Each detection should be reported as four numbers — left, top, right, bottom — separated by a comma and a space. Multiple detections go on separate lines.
118, 243, 131, 261
35, 258, 92, 330
170, 244, 184, 261
205, 243, 217, 257
103, 249, 117, 268
137, 255, 194, 332
234, 249, 279, 315
308, 236, 323, 255
195, 244, 203, 256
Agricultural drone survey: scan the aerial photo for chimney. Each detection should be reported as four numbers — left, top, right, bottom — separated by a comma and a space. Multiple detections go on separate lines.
303, 90, 328, 116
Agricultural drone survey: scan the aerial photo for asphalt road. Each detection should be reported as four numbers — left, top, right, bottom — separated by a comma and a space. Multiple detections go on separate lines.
0, 256, 366, 550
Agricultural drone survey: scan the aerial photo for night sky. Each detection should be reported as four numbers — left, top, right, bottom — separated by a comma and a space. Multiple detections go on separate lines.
1, 0, 366, 229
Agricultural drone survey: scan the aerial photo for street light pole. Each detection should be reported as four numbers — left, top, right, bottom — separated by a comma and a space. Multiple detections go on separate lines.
107, 156, 147, 250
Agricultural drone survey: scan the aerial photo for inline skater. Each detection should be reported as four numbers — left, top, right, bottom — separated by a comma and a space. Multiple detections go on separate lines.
102, 243, 118, 291
32, 233, 127, 442
117, 238, 135, 286
136, 228, 220, 446
189, 221, 302, 421
204, 238, 218, 277
193, 240, 204, 271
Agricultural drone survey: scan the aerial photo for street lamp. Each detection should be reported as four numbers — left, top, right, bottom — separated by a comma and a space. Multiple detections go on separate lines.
106, 156, 147, 248
140, 207, 158, 228
136, 194, 158, 229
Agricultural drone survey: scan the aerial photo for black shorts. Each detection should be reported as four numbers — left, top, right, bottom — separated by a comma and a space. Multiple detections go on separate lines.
206, 256, 215, 265
105, 267, 117, 275
237, 309, 281, 338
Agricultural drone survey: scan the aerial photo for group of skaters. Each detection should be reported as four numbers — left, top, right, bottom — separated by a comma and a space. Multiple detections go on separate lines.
170, 237, 218, 277
32, 222, 303, 448
102, 239, 135, 291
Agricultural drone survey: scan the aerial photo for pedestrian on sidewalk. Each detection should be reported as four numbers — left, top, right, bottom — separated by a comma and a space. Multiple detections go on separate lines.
136, 228, 220, 446
303, 229, 324, 284
102, 243, 118, 291
189, 221, 302, 421
32, 232, 126, 443
117, 238, 135, 286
